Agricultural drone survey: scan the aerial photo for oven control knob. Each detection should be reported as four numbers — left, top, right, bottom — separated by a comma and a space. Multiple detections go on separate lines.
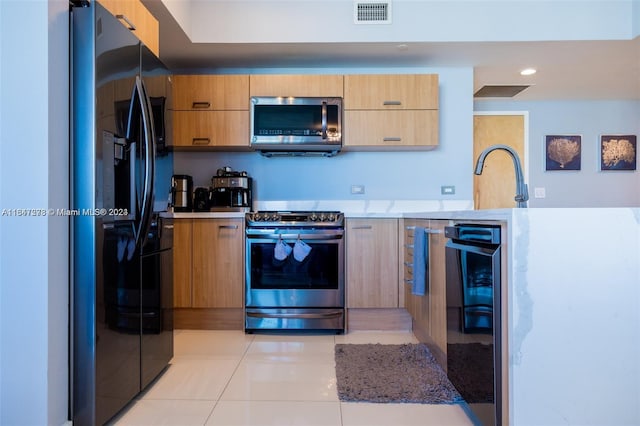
310, 213, 318, 221
327, 213, 336, 221
253, 213, 261, 221
319, 213, 327, 221
270, 213, 279, 221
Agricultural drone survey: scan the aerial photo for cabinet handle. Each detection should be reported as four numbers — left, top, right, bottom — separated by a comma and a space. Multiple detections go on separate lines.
192, 138, 211, 145
219, 225, 239, 230
383, 100, 402, 106
192, 101, 211, 109
115, 14, 136, 31
383, 137, 402, 142
351, 225, 373, 230
405, 226, 442, 234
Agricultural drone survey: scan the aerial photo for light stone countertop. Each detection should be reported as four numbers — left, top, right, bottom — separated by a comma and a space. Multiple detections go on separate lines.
160, 200, 478, 219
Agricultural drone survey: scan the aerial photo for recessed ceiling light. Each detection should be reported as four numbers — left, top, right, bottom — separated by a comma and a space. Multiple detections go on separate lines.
520, 68, 537, 76
396, 44, 408, 51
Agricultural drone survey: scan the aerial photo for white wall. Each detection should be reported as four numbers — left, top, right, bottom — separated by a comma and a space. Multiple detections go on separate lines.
174, 67, 475, 205
0, 1, 69, 425
475, 100, 640, 207
634, 0, 640, 37
180, 0, 635, 43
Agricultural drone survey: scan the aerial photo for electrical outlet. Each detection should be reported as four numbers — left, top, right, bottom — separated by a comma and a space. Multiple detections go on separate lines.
351, 185, 365, 194
534, 187, 546, 198
441, 185, 455, 195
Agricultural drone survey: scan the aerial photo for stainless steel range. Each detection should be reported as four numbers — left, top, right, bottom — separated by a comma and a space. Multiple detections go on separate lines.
245, 211, 345, 333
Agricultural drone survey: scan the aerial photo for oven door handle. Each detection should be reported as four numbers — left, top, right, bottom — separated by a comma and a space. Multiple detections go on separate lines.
246, 232, 343, 240
246, 310, 343, 319
446, 240, 499, 256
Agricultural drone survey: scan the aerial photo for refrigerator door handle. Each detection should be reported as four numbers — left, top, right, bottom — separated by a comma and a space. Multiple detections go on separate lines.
129, 75, 156, 249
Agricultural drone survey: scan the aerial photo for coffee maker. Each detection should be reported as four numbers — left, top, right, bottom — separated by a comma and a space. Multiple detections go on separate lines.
210, 167, 252, 211
170, 174, 193, 212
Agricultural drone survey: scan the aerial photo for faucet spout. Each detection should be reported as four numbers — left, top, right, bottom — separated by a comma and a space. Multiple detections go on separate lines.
474, 144, 529, 208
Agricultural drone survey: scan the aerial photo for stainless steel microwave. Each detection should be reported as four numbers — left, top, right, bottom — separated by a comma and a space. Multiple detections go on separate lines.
250, 96, 342, 157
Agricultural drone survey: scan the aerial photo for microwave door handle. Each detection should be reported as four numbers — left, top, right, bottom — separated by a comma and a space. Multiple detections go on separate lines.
321, 101, 327, 139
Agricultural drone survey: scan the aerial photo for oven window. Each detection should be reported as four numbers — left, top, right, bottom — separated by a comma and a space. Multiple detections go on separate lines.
249, 241, 340, 290
460, 251, 494, 332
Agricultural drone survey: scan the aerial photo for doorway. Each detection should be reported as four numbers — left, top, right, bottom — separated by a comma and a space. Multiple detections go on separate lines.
473, 113, 528, 209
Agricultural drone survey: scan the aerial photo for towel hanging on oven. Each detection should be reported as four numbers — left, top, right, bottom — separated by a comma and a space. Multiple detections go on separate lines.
274, 235, 292, 261
293, 236, 312, 262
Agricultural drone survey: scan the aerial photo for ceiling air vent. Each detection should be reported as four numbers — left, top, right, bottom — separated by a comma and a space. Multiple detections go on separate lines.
354, 1, 392, 24
474, 85, 531, 98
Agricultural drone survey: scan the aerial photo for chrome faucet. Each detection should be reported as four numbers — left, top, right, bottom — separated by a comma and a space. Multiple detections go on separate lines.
474, 144, 529, 208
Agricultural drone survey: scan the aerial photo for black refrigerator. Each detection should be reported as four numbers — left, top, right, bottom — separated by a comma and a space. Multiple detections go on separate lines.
70, 2, 174, 425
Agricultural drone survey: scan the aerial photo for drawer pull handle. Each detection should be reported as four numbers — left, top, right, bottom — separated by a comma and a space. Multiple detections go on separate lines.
192, 138, 211, 145
219, 225, 239, 230
405, 226, 442, 234
383, 137, 402, 142
383, 100, 402, 106
351, 225, 373, 230
115, 14, 136, 31
192, 102, 211, 109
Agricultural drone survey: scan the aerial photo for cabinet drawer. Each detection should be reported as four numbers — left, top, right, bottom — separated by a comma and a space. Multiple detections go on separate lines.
344, 110, 438, 148
173, 111, 249, 148
344, 74, 438, 110
172, 75, 249, 110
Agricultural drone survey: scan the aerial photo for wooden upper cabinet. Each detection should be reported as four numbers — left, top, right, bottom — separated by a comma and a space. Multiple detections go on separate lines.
172, 75, 249, 111
173, 110, 249, 148
249, 75, 344, 97
344, 74, 438, 110
344, 110, 438, 148
99, 0, 159, 57
343, 74, 439, 149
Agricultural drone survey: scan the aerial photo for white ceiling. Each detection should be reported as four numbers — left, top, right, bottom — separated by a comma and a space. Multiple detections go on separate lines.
142, 0, 640, 101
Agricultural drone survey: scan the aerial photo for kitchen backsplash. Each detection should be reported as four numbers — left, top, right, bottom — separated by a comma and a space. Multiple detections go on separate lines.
172, 149, 473, 205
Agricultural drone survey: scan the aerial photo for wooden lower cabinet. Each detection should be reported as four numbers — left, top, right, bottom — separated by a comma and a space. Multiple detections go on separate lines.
346, 218, 399, 308
192, 219, 243, 308
402, 218, 448, 362
173, 218, 244, 329
173, 219, 193, 308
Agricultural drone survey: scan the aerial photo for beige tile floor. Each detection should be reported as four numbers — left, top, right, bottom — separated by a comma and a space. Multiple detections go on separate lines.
110, 330, 474, 426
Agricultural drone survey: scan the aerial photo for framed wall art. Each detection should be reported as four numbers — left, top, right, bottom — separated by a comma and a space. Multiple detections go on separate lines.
600, 135, 637, 171
545, 135, 581, 171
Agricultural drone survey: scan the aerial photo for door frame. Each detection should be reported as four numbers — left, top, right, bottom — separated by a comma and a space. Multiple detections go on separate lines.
473, 110, 530, 202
